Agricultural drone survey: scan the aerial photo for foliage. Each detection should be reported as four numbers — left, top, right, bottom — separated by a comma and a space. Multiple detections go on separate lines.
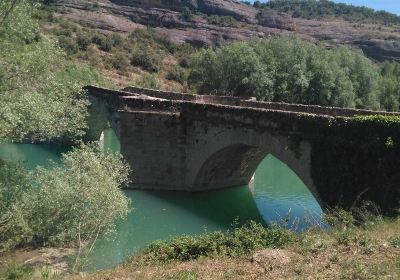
0, 144, 131, 252
99, 36, 113, 52
189, 42, 273, 98
189, 36, 399, 111
166, 65, 187, 83
207, 15, 238, 27
76, 33, 91, 51
2, 262, 33, 280
140, 221, 294, 263
0, 0, 39, 42
134, 73, 159, 89
255, 0, 400, 25
179, 7, 193, 21
131, 48, 162, 73
0, 0, 102, 142
58, 35, 78, 54
0, 160, 32, 217
109, 52, 130, 71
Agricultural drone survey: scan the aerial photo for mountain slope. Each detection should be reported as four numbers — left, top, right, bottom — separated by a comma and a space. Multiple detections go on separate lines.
49, 0, 400, 61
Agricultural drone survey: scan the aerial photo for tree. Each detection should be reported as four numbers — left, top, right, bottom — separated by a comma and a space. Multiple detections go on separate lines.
0, 144, 131, 252
189, 42, 273, 99
188, 36, 400, 111
0, 0, 102, 142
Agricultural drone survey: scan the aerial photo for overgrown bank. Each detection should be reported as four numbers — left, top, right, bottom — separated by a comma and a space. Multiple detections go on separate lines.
1, 206, 398, 279
68, 208, 400, 279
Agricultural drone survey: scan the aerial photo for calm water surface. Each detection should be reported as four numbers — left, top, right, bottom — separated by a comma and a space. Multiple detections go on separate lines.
0, 130, 324, 269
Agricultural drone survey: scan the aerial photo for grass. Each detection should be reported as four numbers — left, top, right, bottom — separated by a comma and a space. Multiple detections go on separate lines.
1, 208, 399, 279
70, 208, 399, 280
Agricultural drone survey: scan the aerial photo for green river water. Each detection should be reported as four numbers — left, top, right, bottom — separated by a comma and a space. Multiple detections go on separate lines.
0, 129, 324, 270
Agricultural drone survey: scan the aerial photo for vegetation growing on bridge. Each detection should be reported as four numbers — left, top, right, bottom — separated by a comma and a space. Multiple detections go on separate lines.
294, 114, 400, 213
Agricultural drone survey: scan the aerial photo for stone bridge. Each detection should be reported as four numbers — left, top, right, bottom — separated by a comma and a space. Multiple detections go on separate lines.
85, 86, 400, 213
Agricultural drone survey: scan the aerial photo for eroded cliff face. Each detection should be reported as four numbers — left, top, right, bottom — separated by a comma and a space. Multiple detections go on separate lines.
51, 0, 400, 61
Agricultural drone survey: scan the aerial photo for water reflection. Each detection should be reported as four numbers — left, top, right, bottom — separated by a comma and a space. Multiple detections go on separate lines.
0, 129, 324, 270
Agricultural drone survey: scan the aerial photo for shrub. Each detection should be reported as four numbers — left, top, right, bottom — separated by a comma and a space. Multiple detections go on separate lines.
207, 15, 238, 27
140, 221, 294, 263
135, 73, 159, 89
0, 160, 31, 216
91, 33, 106, 45
54, 27, 72, 37
99, 36, 114, 52
109, 53, 130, 71
76, 33, 91, 51
180, 7, 193, 21
0, 144, 131, 252
131, 48, 162, 72
166, 65, 187, 83
2, 262, 33, 280
110, 33, 123, 47
58, 35, 78, 55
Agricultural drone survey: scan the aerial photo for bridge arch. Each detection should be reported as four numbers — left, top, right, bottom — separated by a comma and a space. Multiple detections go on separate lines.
190, 133, 323, 207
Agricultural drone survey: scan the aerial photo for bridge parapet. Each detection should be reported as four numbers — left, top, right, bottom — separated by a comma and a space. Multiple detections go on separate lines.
86, 85, 400, 118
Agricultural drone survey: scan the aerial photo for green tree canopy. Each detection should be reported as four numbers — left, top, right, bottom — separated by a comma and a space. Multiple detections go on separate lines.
0, 0, 102, 142
189, 36, 399, 111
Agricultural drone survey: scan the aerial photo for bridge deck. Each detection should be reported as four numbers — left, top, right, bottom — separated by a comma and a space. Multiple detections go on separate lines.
85, 85, 400, 118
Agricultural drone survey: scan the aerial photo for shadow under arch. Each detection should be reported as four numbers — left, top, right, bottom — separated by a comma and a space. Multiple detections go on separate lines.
193, 143, 323, 209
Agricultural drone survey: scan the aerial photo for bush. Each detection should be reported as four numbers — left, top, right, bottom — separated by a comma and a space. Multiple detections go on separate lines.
58, 35, 78, 55
131, 48, 162, 72
76, 33, 91, 51
99, 36, 113, 52
91, 33, 106, 45
110, 33, 123, 47
0, 144, 131, 252
166, 65, 187, 83
2, 262, 33, 280
135, 73, 159, 89
0, 160, 31, 216
140, 221, 294, 263
207, 15, 238, 27
180, 7, 193, 21
92, 33, 114, 52
109, 53, 130, 71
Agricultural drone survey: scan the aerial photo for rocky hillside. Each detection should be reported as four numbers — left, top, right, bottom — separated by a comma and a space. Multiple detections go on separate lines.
49, 0, 400, 61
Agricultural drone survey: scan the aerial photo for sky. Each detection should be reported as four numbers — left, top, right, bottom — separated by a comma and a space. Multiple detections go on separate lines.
249, 1, 400, 15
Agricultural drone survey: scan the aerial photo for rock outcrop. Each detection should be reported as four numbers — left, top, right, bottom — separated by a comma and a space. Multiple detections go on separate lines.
257, 9, 296, 31
50, 0, 400, 61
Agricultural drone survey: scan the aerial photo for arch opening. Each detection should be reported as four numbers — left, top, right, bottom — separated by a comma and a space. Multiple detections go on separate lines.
193, 143, 322, 207
252, 154, 325, 230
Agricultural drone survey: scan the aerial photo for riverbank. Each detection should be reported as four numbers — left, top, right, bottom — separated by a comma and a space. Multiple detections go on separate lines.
75, 215, 400, 279
1, 211, 398, 279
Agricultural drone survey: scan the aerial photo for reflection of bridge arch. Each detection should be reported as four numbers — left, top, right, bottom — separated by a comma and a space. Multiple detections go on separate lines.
85, 85, 400, 213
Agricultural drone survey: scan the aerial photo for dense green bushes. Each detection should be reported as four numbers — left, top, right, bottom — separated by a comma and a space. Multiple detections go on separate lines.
141, 221, 294, 263
131, 48, 162, 72
0, 1, 103, 142
0, 144, 131, 252
189, 37, 400, 111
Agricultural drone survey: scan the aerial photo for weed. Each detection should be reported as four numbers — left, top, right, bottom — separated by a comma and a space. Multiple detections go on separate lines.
3, 263, 32, 280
